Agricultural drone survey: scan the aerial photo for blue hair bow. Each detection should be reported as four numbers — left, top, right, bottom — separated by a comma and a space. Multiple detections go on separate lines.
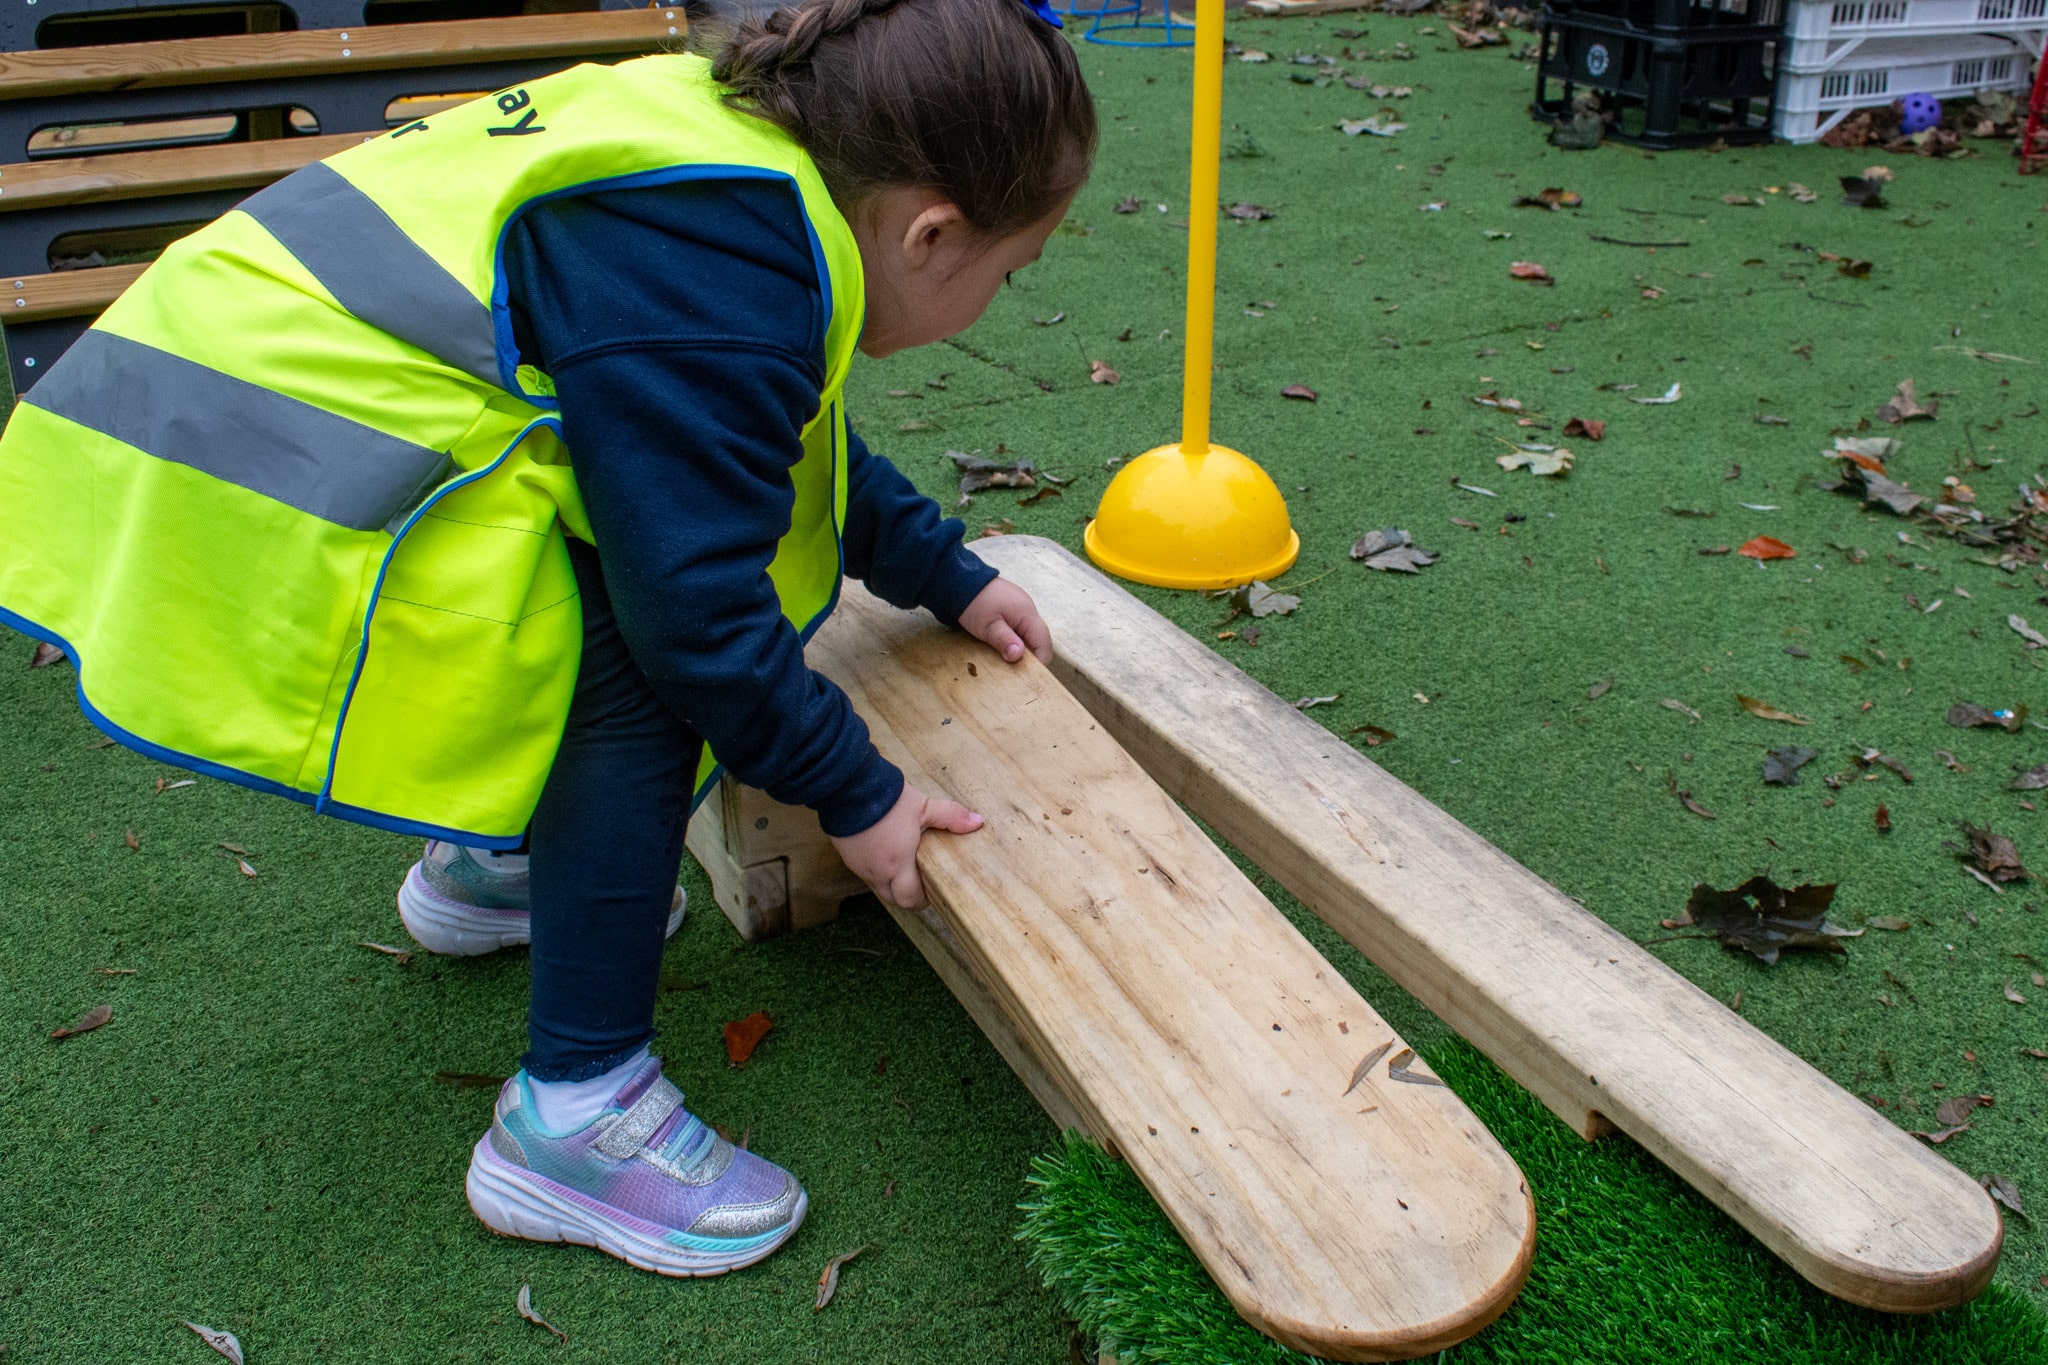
1020, 0, 1064, 28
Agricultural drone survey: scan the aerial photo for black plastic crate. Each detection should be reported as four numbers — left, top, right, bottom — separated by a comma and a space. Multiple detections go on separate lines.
1531, 3, 1781, 148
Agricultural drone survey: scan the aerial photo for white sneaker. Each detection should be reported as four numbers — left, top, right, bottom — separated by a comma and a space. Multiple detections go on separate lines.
398, 841, 685, 956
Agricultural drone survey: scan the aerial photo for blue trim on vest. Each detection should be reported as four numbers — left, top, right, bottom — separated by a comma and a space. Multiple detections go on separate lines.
0, 601, 524, 849
486, 164, 837, 407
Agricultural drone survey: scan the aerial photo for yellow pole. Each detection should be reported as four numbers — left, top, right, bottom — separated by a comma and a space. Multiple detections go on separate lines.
1180, 0, 1224, 459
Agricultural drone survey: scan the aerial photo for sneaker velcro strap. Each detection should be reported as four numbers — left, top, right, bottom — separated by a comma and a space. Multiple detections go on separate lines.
593, 1074, 684, 1160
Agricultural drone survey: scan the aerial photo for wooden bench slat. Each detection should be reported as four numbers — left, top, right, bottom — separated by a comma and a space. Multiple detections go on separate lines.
809, 583, 1536, 1361
0, 7, 681, 100
0, 131, 366, 210
976, 534, 2005, 1314
5, 261, 142, 321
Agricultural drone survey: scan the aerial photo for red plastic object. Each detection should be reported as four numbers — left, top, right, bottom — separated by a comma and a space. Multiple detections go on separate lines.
2021, 56, 2048, 174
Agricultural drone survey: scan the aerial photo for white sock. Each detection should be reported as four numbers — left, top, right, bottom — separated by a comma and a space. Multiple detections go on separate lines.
526, 1046, 649, 1132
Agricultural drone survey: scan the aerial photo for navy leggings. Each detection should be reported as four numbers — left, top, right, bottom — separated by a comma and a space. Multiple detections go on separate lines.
523, 538, 703, 1082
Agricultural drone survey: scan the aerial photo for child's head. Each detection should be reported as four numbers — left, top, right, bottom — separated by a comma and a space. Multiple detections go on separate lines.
712, 0, 1097, 355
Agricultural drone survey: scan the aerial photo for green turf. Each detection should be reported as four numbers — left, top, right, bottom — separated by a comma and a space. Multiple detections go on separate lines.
5, 14, 2048, 1361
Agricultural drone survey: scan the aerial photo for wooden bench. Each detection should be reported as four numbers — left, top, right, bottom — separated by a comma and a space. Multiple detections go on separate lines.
0, 258, 136, 395
802, 582, 1535, 1361
974, 534, 2003, 1313
0, 6, 682, 160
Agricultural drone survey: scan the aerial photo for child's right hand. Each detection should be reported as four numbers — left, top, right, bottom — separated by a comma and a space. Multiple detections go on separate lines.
831, 781, 983, 909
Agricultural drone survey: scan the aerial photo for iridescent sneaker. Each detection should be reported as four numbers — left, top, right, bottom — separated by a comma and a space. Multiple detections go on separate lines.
465, 1057, 807, 1275
397, 841, 685, 956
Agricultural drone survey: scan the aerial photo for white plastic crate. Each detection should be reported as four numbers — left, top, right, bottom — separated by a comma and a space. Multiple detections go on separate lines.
1775, 29, 2037, 139
1785, 0, 2048, 70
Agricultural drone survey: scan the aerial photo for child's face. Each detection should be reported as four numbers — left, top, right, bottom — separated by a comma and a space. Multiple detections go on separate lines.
851, 187, 1076, 358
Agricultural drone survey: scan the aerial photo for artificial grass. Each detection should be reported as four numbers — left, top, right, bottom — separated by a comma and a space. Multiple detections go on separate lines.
4, 10, 2048, 1362
1024, 1043, 2048, 1364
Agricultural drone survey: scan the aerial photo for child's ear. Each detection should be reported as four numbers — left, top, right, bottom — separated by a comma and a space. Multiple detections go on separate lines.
899, 200, 967, 270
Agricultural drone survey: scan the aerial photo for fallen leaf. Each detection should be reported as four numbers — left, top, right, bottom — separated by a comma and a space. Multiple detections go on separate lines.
1855, 748, 1914, 783
1508, 261, 1553, 285
1344, 1040, 1394, 1094
49, 1004, 112, 1040
433, 1070, 508, 1089
1788, 182, 1818, 202
1662, 876, 1859, 965
1982, 1173, 2027, 1219
517, 1283, 568, 1344
1861, 164, 1896, 182
1864, 915, 1911, 931
1661, 698, 1702, 722
1387, 1047, 1446, 1086
1951, 823, 2029, 886
1875, 802, 1892, 833
1226, 202, 1275, 221
1348, 723, 1397, 747
1876, 377, 1938, 424
1114, 196, 1141, 214
1949, 702, 2026, 732
1632, 382, 1683, 405
1762, 746, 1818, 786
815, 1244, 871, 1311
1721, 192, 1764, 207
1738, 536, 1795, 561
2007, 982, 2029, 1005
1496, 446, 1574, 476
1738, 694, 1810, 725
1231, 581, 1299, 618
2010, 615, 2048, 649
2010, 764, 2048, 790
1678, 791, 1717, 820
1088, 360, 1119, 386
723, 1010, 773, 1066
1938, 1093, 1994, 1127
1294, 694, 1340, 710
358, 941, 414, 965
123, 828, 139, 852
235, 858, 258, 879
1911, 1123, 1972, 1145
1840, 175, 1888, 208
1033, 311, 1066, 327
949, 450, 1036, 503
1587, 677, 1615, 701
1017, 486, 1061, 508
1469, 390, 1525, 412
1338, 116, 1405, 137
1237, 47, 1269, 61
1349, 527, 1439, 573
1279, 384, 1318, 403
1512, 187, 1582, 211
183, 1322, 245, 1364
30, 641, 64, 669
216, 841, 251, 855
1755, 413, 1791, 426
1561, 417, 1605, 440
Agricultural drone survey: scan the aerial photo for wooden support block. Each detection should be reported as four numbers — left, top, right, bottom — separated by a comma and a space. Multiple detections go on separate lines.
0, 9, 683, 99
975, 535, 2004, 1314
808, 583, 1535, 1362
684, 774, 865, 942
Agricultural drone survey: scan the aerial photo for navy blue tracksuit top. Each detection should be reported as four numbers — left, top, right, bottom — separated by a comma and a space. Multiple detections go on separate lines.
502, 176, 996, 838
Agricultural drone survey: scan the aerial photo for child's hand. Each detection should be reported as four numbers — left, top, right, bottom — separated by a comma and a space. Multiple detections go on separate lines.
832, 781, 983, 910
959, 578, 1052, 665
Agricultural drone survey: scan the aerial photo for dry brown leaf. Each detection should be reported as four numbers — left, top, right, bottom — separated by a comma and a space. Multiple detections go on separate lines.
1737, 536, 1796, 561
1280, 384, 1318, 402
1508, 261, 1553, 285
517, 1283, 568, 1343
1737, 694, 1810, 725
1561, 417, 1605, 440
2006, 982, 2029, 1005
123, 829, 139, 852
1662, 698, 1702, 722
1864, 915, 1911, 931
1387, 1048, 1446, 1087
1344, 1040, 1394, 1095
1588, 677, 1614, 701
1936, 1093, 1993, 1127
183, 1322, 245, 1364
1875, 377, 1938, 424
1911, 1122, 1972, 1145
1088, 360, 1119, 386
815, 1244, 871, 1311
724, 1010, 774, 1066
49, 1004, 111, 1040
1982, 1173, 2026, 1219
1875, 802, 1892, 833
30, 640, 64, 669
358, 941, 414, 966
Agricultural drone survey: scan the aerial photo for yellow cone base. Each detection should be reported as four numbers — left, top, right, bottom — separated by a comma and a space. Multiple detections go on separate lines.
1083, 442, 1300, 590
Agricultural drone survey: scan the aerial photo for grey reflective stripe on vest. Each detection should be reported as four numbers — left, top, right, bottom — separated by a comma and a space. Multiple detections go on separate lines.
239, 161, 501, 387
29, 330, 453, 533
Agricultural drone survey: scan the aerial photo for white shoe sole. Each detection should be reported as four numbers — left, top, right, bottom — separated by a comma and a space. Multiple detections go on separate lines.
398, 868, 685, 957
464, 1137, 806, 1276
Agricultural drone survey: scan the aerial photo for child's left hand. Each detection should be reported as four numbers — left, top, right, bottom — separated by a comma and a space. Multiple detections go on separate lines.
958, 578, 1052, 665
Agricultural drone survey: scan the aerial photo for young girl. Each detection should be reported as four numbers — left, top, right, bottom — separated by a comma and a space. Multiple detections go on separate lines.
0, 0, 1095, 1277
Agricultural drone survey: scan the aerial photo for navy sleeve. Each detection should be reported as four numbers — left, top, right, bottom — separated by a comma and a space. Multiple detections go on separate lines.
502, 179, 914, 835
841, 430, 997, 628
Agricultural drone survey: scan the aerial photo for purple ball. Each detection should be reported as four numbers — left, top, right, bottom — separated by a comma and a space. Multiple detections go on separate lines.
1899, 92, 1942, 134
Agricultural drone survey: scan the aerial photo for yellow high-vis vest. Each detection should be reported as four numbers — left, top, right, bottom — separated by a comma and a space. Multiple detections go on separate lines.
0, 54, 864, 846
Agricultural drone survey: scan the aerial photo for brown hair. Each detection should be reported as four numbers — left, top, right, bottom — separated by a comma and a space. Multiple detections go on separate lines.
711, 0, 1098, 236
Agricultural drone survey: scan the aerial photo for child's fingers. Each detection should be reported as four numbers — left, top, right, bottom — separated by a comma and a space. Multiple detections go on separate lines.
983, 618, 1027, 662
921, 798, 985, 835
889, 868, 926, 910
1015, 609, 1053, 665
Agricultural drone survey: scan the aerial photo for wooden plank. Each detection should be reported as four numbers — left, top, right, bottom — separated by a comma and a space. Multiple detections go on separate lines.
809, 583, 1535, 1362
0, 8, 683, 100
0, 132, 367, 211
975, 535, 2005, 1314
684, 774, 865, 941
4, 261, 142, 320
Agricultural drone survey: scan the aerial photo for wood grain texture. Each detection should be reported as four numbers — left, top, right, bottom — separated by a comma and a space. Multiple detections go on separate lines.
684, 774, 865, 941
975, 535, 2004, 1314
3, 261, 142, 320
809, 583, 1535, 1361
0, 132, 366, 210
0, 8, 682, 99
